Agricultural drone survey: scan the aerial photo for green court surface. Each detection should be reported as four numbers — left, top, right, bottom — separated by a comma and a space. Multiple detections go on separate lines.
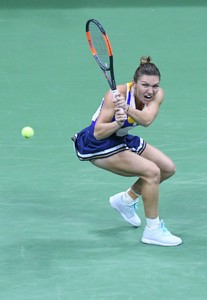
0, 0, 207, 299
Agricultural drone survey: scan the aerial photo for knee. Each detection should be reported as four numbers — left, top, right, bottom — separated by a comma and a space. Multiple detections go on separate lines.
146, 163, 161, 185
166, 160, 176, 178
170, 162, 176, 176
152, 164, 161, 184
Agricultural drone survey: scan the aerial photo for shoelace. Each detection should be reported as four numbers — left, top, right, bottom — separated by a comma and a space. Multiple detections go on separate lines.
160, 220, 171, 236
125, 202, 138, 217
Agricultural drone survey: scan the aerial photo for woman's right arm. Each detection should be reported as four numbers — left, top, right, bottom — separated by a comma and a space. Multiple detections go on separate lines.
94, 89, 127, 140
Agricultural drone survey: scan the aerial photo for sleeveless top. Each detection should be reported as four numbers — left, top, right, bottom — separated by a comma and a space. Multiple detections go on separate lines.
91, 82, 139, 137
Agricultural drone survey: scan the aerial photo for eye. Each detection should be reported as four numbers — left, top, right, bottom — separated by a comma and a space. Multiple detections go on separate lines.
142, 83, 148, 87
153, 84, 159, 89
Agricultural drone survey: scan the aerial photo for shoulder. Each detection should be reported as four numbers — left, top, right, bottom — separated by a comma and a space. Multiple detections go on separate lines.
145, 87, 164, 111
155, 87, 164, 105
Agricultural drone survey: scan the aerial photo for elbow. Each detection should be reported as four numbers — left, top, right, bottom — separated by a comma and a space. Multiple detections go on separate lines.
94, 129, 104, 140
94, 123, 111, 140
142, 119, 153, 127
94, 133, 102, 140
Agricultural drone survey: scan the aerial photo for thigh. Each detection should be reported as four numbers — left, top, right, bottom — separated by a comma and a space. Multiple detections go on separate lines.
91, 150, 158, 177
141, 143, 175, 173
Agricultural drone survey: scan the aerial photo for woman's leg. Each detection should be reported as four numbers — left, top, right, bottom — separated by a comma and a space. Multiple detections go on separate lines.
141, 144, 176, 182
131, 144, 176, 217
91, 149, 160, 219
129, 143, 175, 206
91, 148, 182, 246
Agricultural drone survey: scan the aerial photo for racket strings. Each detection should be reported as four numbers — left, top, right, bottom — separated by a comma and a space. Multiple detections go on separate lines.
89, 23, 111, 70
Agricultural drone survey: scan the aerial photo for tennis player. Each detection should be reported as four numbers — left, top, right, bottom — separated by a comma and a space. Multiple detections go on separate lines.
72, 56, 182, 246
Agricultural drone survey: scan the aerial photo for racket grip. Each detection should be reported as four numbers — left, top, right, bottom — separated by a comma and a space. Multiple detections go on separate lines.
112, 89, 118, 97
112, 89, 124, 113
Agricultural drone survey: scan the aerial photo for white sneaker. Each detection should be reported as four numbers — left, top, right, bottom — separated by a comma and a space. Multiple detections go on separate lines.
141, 220, 182, 246
109, 192, 141, 227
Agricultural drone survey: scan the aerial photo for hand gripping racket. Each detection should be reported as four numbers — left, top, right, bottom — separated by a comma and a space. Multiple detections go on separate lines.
85, 19, 118, 96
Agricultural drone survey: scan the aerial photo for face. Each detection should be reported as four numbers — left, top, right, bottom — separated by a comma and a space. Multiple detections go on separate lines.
133, 75, 160, 104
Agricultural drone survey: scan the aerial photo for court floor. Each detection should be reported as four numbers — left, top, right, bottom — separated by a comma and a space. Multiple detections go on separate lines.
0, 0, 207, 299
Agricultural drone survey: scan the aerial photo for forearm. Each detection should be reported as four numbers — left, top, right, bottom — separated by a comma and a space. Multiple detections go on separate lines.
127, 105, 153, 127
94, 121, 121, 140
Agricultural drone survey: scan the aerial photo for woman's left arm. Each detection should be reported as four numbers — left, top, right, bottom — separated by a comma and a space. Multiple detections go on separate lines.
127, 88, 164, 127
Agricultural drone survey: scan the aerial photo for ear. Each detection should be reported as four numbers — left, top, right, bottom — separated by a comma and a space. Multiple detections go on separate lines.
132, 81, 137, 88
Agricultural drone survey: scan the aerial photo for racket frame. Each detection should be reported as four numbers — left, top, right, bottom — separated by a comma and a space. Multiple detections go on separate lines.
85, 19, 117, 93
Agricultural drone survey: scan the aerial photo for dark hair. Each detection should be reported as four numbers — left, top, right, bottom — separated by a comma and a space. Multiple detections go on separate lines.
133, 56, 161, 82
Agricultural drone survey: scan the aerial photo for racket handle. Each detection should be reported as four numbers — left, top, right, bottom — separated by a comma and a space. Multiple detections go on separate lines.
112, 89, 124, 113
112, 89, 118, 97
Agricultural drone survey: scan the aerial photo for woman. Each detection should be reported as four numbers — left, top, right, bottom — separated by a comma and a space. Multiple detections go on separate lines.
72, 56, 182, 247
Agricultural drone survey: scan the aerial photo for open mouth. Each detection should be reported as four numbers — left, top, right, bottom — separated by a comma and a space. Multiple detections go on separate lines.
144, 95, 153, 100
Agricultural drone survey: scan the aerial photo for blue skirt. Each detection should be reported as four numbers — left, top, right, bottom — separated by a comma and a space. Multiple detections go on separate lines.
72, 125, 146, 161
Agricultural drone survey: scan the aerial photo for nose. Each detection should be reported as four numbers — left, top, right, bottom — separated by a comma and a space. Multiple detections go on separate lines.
147, 86, 153, 94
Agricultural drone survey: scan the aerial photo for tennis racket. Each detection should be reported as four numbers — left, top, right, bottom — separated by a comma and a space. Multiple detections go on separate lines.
85, 19, 117, 96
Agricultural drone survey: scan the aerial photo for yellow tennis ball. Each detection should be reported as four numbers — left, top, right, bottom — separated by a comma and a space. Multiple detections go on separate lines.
21, 126, 34, 138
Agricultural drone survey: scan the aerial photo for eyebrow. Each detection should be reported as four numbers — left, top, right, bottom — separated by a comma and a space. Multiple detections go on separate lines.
141, 81, 160, 86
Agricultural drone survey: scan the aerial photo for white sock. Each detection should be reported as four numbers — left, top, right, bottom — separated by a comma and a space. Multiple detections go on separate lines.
146, 217, 160, 228
128, 188, 140, 198
122, 192, 137, 205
